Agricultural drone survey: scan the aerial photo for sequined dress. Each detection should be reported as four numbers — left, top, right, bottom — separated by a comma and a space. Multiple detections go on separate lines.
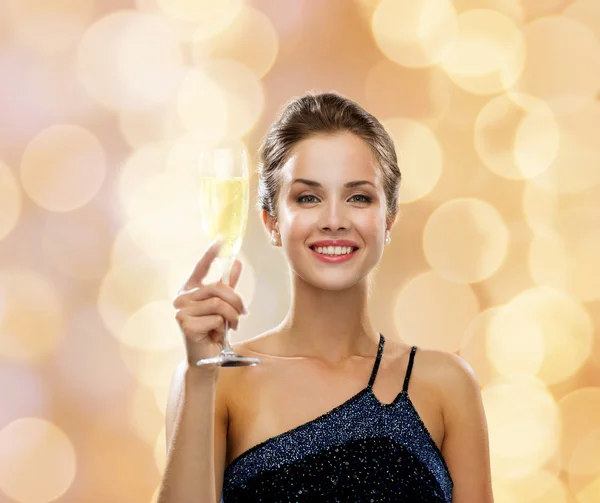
221, 334, 453, 502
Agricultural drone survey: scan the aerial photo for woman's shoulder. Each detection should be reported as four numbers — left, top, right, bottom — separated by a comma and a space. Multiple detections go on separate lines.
225, 335, 480, 402
411, 346, 482, 410
417, 347, 478, 386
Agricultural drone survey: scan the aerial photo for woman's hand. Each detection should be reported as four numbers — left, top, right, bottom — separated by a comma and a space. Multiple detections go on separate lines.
173, 238, 247, 366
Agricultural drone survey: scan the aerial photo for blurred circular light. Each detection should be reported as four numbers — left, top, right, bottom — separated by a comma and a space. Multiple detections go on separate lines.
558, 388, 600, 474
157, 0, 243, 29
77, 11, 185, 111
521, 0, 574, 21
382, 118, 443, 203
440, 9, 525, 95
53, 307, 133, 414
0, 365, 48, 428
511, 16, 600, 113
452, 0, 524, 23
189, 59, 264, 138
41, 206, 112, 281
476, 223, 535, 307
118, 105, 176, 149
486, 303, 545, 378
423, 198, 509, 283
0, 418, 76, 502
119, 344, 184, 394
551, 187, 600, 240
134, 0, 199, 44
475, 93, 559, 180
483, 380, 560, 478
508, 287, 593, 386
460, 307, 504, 389
192, 7, 279, 79
522, 181, 558, 238
564, 0, 600, 43
501, 468, 567, 502
20, 124, 106, 212
529, 101, 600, 195
372, 0, 458, 68
529, 230, 600, 303
165, 133, 247, 181
118, 301, 180, 351
98, 260, 169, 336
118, 143, 171, 213
365, 59, 452, 129
0, 268, 65, 364
6, 0, 95, 53
0, 161, 21, 242
571, 473, 600, 501
176, 68, 229, 137
394, 270, 479, 352
568, 428, 600, 477
120, 12, 186, 102
120, 175, 206, 263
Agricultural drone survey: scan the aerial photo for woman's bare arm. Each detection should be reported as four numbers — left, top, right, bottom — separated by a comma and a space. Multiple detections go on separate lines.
441, 353, 494, 502
156, 362, 228, 503
156, 239, 246, 503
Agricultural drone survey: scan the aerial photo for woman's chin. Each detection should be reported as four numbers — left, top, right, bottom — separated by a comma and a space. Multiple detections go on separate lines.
298, 270, 369, 292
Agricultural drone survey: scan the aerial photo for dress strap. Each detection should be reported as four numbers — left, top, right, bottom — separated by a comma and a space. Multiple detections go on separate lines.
402, 346, 418, 393
367, 333, 385, 389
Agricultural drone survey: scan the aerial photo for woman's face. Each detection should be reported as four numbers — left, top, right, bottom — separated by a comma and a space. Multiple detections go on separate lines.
270, 132, 390, 291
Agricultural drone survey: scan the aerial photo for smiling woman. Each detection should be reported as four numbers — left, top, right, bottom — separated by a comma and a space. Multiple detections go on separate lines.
159, 92, 494, 503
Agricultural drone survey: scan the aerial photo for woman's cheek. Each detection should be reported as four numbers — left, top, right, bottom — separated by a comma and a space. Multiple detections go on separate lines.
356, 213, 381, 236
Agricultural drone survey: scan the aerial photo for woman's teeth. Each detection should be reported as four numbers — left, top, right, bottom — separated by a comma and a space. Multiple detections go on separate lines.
312, 246, 356, 256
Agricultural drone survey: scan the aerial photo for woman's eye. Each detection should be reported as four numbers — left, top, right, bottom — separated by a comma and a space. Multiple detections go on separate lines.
350, 194, 371, 203
297, 195, 318, 204
296, 194, 372, 204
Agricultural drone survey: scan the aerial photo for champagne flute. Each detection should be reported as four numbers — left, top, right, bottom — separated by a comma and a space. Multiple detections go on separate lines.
197, 144, 260, 367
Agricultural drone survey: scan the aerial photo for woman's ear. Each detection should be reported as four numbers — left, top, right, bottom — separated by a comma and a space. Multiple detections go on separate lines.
262, 209, 278, 235
386, 212, 398, 231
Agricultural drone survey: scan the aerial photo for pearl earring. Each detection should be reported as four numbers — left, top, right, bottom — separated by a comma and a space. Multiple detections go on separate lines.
385, 232, 391, 245
271, 233, 278, 246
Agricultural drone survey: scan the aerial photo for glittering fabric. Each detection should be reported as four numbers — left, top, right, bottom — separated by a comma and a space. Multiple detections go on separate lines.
221, 334, 453, 502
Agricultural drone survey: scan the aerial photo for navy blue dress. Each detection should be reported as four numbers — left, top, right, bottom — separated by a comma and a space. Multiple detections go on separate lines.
221, 334, 453, 502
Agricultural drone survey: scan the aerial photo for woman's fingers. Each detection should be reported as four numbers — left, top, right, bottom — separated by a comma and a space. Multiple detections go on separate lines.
175, 282, 247, 315
229, 258, 243, 289
180, 237, 225, 292
176, 297, 241, 331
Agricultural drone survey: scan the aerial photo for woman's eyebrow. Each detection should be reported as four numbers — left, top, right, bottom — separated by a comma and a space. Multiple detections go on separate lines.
291, 178, 376, 189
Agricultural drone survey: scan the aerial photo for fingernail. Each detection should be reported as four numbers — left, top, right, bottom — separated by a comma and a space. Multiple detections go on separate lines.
242, 307, 248, 315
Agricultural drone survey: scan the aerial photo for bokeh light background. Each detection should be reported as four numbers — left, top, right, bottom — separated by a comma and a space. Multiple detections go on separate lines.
1, 0, 600, 501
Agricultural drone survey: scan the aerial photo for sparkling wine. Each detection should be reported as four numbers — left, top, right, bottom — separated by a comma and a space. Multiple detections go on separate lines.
199, 176, 249, 258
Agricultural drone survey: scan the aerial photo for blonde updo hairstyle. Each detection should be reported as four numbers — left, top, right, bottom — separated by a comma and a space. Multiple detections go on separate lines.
256, 92, 402, 224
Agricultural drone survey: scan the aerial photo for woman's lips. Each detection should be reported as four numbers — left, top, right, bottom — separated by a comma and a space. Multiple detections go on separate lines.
309, 246, 359, 263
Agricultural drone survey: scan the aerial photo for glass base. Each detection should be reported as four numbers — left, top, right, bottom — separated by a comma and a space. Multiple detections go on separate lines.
196, 350, 260, 368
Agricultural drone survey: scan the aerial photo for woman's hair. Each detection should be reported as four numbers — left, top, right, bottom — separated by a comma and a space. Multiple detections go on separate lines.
256, 92, 402, 222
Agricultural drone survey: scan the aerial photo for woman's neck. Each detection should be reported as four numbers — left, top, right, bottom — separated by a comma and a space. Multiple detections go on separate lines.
275, 279, 380, 363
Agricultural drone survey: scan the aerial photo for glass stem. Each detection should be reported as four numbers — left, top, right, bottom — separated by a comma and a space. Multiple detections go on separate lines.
217, 256, 235, 354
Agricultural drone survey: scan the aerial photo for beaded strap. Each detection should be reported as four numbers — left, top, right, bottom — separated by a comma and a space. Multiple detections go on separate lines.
402, 346, 418, 393
367, 333, 385, 389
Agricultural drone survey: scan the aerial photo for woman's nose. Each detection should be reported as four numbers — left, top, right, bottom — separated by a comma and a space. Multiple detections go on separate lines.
318, 201, 350, 230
